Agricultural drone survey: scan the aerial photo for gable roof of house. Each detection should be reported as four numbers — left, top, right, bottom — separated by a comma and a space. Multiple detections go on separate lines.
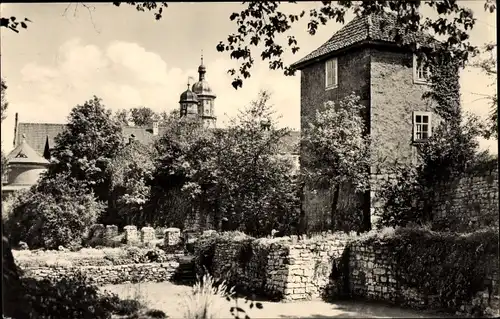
15, 123, 170, 156
16, 122, 300, 156
291, 12, 433, 70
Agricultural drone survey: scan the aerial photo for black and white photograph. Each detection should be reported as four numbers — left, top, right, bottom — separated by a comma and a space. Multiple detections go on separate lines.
1, 1, 498, 318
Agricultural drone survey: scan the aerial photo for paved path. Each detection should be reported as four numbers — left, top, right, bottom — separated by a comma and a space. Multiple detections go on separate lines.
101, 282, 455, 318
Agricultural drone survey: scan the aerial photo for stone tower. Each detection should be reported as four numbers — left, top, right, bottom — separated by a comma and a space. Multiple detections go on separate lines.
192, 54, 217, 128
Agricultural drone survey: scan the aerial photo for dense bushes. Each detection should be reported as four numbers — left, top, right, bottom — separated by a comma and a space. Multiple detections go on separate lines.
359, 227, 499, 314
5, 174, 104, 250
20, 273, 166, 318
22, 273, 122, 318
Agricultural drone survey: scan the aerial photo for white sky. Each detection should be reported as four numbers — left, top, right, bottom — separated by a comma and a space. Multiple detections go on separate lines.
0, 2, 497, 154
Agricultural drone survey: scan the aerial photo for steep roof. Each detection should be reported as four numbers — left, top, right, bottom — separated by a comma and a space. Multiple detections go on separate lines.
7, 136, 49, 165
16, 122, 300, 155
15, 123, 65, 157
292, 12, 433, 70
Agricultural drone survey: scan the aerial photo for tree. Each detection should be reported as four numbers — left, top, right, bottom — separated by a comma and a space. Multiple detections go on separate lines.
1, 78, 7, 122
108, 138, 156, 227
210, 91, 300, 235
114, 108, 130, 126
0, 16, 31, 33
471, 42, 497, 139
5, 2, 492, 89
129, 106, 157, 126
302, 93, 372, 232
149, 112, 216, 228
2, 219, 32, 318
46, 96, 123, 204
6, 173, 104, 250
112, 1, 486, 89
1, 78, 8, 179
150, 91, 299, 235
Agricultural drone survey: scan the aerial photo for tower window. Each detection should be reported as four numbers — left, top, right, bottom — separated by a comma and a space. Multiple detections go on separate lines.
413, 111, 432, 142
325, 58, 338, 89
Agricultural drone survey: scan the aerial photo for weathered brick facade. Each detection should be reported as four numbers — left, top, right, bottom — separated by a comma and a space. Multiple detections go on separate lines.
295, 20, 444, 230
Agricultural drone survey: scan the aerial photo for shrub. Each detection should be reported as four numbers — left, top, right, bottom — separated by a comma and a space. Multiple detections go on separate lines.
112, 298, 142, 316
22, 273, 127, 318
359, 227, 499, 315
144, 248, 169, 263
6, 175, 104, 250
143, 309, 168, 318
1, 188, 30, 226
125, 246, 149, 263
181, 273, 234, 319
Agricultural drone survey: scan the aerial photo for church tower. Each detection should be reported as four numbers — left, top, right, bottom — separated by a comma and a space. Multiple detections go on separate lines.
179, 82, 199, 119
192, 53, 217, 128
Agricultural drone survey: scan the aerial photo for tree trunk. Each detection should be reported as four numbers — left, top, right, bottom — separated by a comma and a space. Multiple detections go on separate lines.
298, 182, 307, 235
330, 184, 341, 231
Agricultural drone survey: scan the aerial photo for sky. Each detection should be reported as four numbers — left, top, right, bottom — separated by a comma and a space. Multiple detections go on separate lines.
0, 2, 497, 154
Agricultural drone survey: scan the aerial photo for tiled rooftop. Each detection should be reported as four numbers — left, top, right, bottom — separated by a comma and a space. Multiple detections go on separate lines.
15, 122, 300, 156
292, 12, 433, 69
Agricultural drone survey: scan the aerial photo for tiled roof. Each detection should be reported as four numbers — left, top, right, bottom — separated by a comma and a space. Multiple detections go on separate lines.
15, 123, 66, 157
16, 122, 300, 156
292, 12, 433, 69
7, 137, 49, 165
15, 123, 168, 156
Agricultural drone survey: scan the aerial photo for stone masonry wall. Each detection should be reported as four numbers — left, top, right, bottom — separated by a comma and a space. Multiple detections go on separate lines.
370, 168, 499, 231
433, 168, 499, 231
195, 233, 356, 301
197, 231, 499, 316
347, 241, 499, 315
20, 261, 181, 286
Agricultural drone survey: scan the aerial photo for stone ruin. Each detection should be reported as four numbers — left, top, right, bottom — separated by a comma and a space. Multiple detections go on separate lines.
164, 228, 181, 246
141, 226, 156, 247
123, 225, 139, 244
105, 225, 119, 240
89, 224, 106, 241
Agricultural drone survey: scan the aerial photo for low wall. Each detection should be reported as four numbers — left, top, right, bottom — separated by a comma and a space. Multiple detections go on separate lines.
194, 232, 354, 301
433, 168, 499, 231
348, 240, 499, 315
20, 261, 181, 286
194, 229, 499, 316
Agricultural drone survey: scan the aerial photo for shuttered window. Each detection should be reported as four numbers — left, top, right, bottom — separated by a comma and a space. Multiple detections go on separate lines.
325, 58, 338, 89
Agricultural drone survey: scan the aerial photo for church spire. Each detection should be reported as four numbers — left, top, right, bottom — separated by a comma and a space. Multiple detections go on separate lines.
198, 50, 206, 81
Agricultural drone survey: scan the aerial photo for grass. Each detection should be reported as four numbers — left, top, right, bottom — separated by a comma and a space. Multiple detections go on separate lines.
180, 274, 234, 319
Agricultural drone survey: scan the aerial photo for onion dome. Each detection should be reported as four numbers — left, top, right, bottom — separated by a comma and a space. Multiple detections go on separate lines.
179, 84, 198, 103
192, 54, 215, 97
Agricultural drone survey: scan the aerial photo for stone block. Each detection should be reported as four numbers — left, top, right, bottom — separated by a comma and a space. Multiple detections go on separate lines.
164, 228, 181, 246
141, 226, 156, 244
123, 225, 139, 244
105, 225, 119, 239
89, 224, 106, 240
